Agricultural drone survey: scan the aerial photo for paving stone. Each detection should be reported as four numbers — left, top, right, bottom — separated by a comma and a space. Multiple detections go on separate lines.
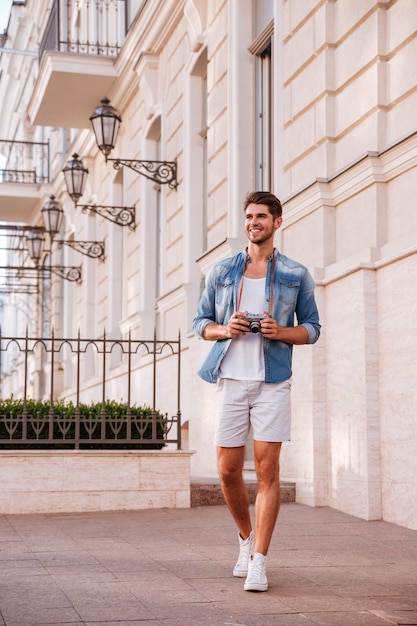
0, 504, 416, 626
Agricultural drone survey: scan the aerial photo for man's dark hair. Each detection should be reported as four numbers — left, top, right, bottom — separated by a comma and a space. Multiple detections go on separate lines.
243, 191, 282, 220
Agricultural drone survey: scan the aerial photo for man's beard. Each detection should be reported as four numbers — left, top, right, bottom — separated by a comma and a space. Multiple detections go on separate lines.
248, 229, 273, 245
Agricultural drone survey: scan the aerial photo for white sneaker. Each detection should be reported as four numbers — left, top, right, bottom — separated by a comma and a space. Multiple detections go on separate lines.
244, 552, 268, 591
233, 530, 255, 577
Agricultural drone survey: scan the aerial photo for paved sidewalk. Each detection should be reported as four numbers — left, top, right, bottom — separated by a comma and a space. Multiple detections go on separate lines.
0, 503, 416, 626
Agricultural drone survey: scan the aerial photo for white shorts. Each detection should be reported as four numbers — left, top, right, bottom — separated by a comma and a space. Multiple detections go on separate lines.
214, 378, 292, 447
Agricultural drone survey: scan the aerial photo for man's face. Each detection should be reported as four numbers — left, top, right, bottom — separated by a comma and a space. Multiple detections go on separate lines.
244, 203, 282, 245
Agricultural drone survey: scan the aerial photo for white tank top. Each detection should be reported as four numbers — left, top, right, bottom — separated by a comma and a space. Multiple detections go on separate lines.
219, 276, 265, 381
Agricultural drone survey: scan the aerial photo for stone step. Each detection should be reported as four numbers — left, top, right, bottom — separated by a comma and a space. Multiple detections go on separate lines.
191, 480, 295, 507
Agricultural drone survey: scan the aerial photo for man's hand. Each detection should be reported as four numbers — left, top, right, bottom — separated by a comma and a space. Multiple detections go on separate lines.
260, 314, 279, 339
227, 311, 250, 337
260, 312, 309, 344
203, 311, 250, 340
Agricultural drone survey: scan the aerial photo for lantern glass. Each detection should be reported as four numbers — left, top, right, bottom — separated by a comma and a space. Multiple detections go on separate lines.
26, 231, 45, 265
90, 97, 121, 159
63, 153, 89, 203
41, 195, 64, 238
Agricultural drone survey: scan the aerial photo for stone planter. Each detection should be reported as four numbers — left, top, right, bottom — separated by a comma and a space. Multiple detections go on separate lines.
0, 449, 194, 514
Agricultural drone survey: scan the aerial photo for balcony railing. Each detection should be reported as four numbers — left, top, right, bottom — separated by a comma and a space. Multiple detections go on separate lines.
0, 329, 182, 449
40, 0, 128, 60
0, 139, 50, 185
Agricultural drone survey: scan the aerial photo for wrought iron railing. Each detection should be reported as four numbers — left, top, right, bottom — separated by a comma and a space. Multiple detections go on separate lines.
0, 329, 182, 449
0, 139, 50, 185
39, 0, 128, 60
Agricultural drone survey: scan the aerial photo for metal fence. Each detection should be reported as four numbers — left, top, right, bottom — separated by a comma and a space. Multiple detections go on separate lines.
0, 139, 50, 185
0, 329, 182, 450
40, 0, 128, 59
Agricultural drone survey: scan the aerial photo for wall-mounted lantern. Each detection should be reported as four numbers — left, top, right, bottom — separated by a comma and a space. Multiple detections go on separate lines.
90, 97, 177, 189
63, 154, 136, 230
41, 195, 105, 260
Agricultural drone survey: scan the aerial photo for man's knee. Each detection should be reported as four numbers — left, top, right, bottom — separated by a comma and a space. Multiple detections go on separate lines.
219, 465, 242, 486
255, 455, 280, 486
218, 446, 245, 485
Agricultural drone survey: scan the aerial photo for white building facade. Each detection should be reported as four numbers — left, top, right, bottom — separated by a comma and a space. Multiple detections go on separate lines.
0, 0, 416, 530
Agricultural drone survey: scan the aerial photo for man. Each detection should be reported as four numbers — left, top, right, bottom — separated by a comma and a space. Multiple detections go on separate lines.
193, 191, 320, 592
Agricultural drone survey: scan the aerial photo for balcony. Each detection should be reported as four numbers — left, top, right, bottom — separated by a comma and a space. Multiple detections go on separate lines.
28, 0, 127, 129
0, 139, 49, 222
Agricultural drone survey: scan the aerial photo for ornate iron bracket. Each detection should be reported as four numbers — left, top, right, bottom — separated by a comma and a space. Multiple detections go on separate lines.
55, 239, 105, 261
77, 204, 136, 230
0, 265, 82, 283
108, 158, 177, 190
50, 266, 82, 282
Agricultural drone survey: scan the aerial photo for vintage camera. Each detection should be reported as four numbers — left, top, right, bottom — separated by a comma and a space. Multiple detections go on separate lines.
244, 313, 267, 333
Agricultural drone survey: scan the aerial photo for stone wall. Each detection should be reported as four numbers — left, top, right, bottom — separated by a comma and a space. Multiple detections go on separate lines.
0, 450, 194, 515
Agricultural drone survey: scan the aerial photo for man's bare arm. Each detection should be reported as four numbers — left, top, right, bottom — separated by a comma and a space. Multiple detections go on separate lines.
203, 312, 251, 340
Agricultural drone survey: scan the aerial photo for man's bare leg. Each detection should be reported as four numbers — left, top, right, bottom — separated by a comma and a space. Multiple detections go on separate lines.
217, 445, 252, 539
253, 440, 282, 555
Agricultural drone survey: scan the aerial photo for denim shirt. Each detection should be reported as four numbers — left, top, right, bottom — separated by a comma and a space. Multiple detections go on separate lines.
193, 249, 321, 384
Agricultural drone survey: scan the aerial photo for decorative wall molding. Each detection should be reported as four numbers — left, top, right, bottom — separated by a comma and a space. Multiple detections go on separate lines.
283, 131, 417, 227
135, 52, 159, 119
184, 0, 206, 52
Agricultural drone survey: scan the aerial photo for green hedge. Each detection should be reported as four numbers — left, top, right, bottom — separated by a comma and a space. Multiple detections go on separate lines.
0, 398, 167, 449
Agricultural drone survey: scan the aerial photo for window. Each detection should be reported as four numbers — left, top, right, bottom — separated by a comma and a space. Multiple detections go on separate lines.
251, 1, 274, 189
255, 42, 272, 190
